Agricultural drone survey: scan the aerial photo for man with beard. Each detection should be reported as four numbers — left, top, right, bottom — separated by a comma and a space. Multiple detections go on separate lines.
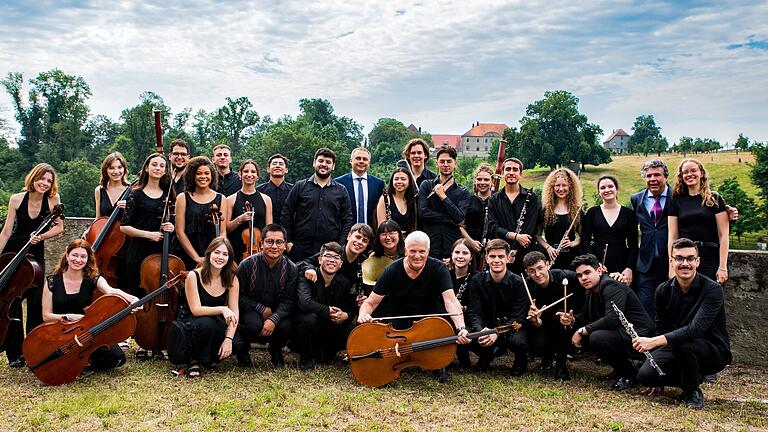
212, 144, 242, 197
487, 158, 541, 273
560, 254, 654, 391
169, 138, 190, 195
281, 148, 354, 261
295, 242, 358, 370
418, 146, 470, 259
633, 238, 732, 409
335, 147, 385, 230
403, 138, 437, 186
236, 224, 298, 367
257, 154, 293, 224
358, 231, 470, 383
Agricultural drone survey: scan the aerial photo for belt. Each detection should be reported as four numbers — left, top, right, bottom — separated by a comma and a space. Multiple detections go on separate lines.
693, 241, 719, 248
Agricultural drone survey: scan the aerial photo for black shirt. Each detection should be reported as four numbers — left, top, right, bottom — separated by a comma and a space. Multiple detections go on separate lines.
257, 179, 293, 224
487, 187, 540, 251
451, 269, 476, 307
48, 274, 98, 315
280, 175, 354, 251
577, 275, 655, 336
298, 249, 367, 295
669, 192, 726, 245
415, 168, 437, 187
466, 271, 528, 332
297, 267, 357, 320
655, 273, 731, 362
236, 253, 298, 325
527, 269, 583, 321
217, 171, 242, 197
464, 195, 489, 241
418, 179, 470, 259
581, 205, 638, 273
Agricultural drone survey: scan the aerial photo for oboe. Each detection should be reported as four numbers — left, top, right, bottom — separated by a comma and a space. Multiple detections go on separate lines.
611, 301, 665, 376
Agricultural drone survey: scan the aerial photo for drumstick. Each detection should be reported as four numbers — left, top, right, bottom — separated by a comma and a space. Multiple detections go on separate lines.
520, 273, 534, 305
527, 293, 573, 318
562, 278, 568, 314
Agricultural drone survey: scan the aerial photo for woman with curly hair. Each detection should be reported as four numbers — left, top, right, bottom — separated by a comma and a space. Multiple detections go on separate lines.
536, 168, 583, 269
668, 158, 729, 283
460, 163, 494, 268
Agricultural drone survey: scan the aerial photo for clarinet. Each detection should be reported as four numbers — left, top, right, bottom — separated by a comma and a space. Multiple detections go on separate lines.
384, 193, 392, 221
455, 275, 470, 311
513, 192, 532, 242
611, 301, 665, 376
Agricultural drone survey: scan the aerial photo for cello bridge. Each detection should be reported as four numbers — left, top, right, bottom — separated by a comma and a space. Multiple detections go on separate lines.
394, 343, 400, 357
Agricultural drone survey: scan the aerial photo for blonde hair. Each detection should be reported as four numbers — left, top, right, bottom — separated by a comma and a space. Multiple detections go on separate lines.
473, 163, 494, 195
673, 158, 718, 207
541, 168, 582, 228
23, 163, 58, 197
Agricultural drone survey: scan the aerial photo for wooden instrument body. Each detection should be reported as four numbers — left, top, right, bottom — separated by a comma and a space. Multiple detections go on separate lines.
346, 317, 456, 388
241, 226, 262, 260
22, 294, 135, 386
84, 216, 127, 287
0, 253, 43, 350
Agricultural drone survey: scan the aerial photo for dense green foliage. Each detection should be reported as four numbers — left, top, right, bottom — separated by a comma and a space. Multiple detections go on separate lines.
717, 177, 761, 240
749, 142, 768, 229
628, 114, 668, 155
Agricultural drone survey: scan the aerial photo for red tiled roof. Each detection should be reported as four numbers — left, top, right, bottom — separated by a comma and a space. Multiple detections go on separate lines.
462, 123, 509, 137
603, 128, 630, 143
431, 134, 462, 149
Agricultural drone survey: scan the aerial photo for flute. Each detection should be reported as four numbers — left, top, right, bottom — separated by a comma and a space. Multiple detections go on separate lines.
555, 213, 580, 253
611, 301, 665, 377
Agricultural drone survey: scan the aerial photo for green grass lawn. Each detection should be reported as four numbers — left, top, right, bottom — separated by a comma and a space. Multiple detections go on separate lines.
1, 346, 765, 431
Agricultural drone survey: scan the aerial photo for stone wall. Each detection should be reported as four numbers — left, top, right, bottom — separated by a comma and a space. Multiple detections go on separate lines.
44, 220, 768, 366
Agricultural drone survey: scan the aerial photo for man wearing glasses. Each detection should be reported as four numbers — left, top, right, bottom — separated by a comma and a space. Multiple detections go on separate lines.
235, 223, 298, 367
633, 238, 732, 409
169, 139, 190, 195
295, 242, 358, 370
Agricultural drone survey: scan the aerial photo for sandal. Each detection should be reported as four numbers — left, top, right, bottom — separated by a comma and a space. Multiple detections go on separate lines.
186, 364, 202, 379
170, 367, 185, 377
135, 349, 150, 361
152, 351, 165, 361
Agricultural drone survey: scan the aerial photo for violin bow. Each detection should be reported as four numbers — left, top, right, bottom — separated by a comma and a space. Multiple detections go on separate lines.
371, 312, 463, 322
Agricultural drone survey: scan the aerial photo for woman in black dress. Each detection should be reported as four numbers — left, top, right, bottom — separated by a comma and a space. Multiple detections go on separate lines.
581, 175, 638, 285
0, 163, 63, 366
168, 237, 243, 378
376, 167, 418, 233
94, 152, 130, 218
460, 163, 494, 269
668, 158, 729, 283
40, 239, 138, 371
174, 156, 228, 270
536, 168, 583, 269
225, 159, 272, 263
447, 238, 477, 367
120, 153, 176, 297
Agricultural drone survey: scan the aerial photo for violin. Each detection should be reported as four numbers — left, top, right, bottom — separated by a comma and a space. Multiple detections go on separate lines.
85, 185, 132, 287
22, 273, 185, 385
207, 203, 222, 237
346, 316, 513, 387
0, 204, 64, 349
240, 201, 261, 260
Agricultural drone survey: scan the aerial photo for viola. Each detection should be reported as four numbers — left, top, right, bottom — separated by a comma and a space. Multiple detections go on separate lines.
346, 317, 513, 387
240, 201, 261, 260
85, 185, 132, 287
207, 203, 222, 237
0, 204, 64, 349
22, 273, 185, 386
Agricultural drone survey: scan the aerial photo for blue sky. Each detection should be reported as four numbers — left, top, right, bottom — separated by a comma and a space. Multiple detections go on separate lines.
0, 0, 766, 146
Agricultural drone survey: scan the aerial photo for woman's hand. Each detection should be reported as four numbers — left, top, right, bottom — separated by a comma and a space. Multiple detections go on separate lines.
219, 338, 233, 360
221, 307, 238, 326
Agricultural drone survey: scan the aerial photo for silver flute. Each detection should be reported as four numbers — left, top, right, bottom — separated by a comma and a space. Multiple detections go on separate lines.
611, 301, 665, 376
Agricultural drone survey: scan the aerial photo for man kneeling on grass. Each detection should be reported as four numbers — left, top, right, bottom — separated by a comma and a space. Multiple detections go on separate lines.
632, 238, 732, 409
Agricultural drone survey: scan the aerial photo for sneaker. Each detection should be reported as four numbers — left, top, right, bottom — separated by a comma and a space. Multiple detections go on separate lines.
610, 376, 637, 391
682, 387, 705, 409
434, 368, 451, 383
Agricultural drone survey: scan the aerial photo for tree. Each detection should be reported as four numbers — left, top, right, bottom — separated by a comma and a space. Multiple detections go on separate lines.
298, 98, 363, 152
487, 127, 519, 165
209, 96, 259, 157
749, 142, 768, 229
119, 92, 171, 169
2, 72, 43, 170
58, 159, 100, 217
672, 136, 694, 156
717, 177, 761, 242
367, 117, 431, 179
83, 114, 120, 162
628, 115, 665, 155
735, 133, 750, 154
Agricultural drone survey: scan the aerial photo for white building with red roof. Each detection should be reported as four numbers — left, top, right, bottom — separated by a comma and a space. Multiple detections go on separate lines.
459, 122, 509, 157
603, 128, 631, 154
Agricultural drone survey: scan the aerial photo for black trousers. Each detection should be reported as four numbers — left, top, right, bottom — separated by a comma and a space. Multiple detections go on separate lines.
585, 328, 646, 378
529, 320, 570, 363
5, 285, 44, 361
473, 328, 528, 364
168, 315, 244, 366
637, 338, 728, 392
89, 344, 127, 370
239, 308, 292, 353
294, 312, 356, 362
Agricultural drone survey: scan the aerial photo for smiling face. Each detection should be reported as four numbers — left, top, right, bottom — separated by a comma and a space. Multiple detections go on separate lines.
145, 156, 167, 180
392, 172, 409, 193
346, 230, 370, 256
598, 178, 617, 202
408, 145, 427, 169
405, 240, 429, 272
213, 147, 232, 170
66, 247, 90, 272
525, 259, 551, 287
208, 243, 230, 269
195, 165, 212, 189
503, 160, 522, 186
313, 155, 335, 179
107, 159, 125, 183
240, 162, 259, 186
378, 229, 400, 254
671, 246, 699, 282
451, 243, 472, 270
486, 248, 508, 275
170, 145, 189, 170
436, 153, 456, 177
350, 149, 371, 176
474, 171, 492, 194
680, 161, 702, 189
319, 250, 342, 275
34, 172, 54, 194
644, 167, 666, 196
267, 157, 288, 179
553, 175, 570, 200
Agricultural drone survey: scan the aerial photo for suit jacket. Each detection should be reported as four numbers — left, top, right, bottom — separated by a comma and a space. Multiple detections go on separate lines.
630, 187, 670, 273
335, 172, 385, 229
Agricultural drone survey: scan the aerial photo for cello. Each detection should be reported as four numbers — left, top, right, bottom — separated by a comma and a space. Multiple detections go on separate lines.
84, 184, 133, 287
22, 273, 185, 385
0, 204, 64, 349
346, 316, 513, 387
240, 201, 261, 260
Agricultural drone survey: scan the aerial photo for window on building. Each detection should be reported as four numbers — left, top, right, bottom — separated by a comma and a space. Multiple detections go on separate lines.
476, 146, 480, 151
476, 138, 479, 143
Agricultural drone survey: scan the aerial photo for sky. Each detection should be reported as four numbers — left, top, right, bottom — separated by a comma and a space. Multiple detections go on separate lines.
0, 0, 766, 147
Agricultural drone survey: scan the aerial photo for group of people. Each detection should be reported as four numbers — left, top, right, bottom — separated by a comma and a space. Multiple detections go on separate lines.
0, 137, 735, 409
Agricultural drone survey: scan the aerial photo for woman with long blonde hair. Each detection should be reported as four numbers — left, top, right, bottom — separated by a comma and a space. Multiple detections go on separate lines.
536, 168, 583, 269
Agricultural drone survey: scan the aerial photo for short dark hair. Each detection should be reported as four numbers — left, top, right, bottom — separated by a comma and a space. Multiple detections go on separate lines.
485, 238, 510, 255
597, 175, 619, 190
320, 241, 343, 256
262, 223, 287, 241
523, 251, 548, 269
672, 237, 699, 254
314, 147, 336, 162
268, 154, 289, 166
373, 220, 404, 257
571, 254, 601, 270
349, 223, 375, 244
435, 145, 457, 160
170, 138, 189, 153
503, 157, 524, 171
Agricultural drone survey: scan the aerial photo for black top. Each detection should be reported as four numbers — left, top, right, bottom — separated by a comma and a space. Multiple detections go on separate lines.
122, 188, 168, 255
655, 273, 731, 362
539, 210, 583, 269
175, 191, 223, 265
418, 179, 470, 259
415, 168, 437, 187
98, 187, 119, 217
466, 271, 528, 332
527, 269, 584, 321
297, 267, 357, 320
48, 273, 99, 315
298, 249, 367, 295
383, 194, 412, 234
5, 192, 51, 264
280, 176, 354, 251
236, 253, 298, 325
228, 190, 267, 262
487, 187, 540, 252
257, 180, 293, 224
464, 195, 489, 241
217, 171, 242, 197
373, 257, 452, 328
180, 271, 228, 319
172, 175, 186, 197
577, 275, 654, 336
451, 269, 476, 307
669, 193, 726, 244
581, 206, 639, 273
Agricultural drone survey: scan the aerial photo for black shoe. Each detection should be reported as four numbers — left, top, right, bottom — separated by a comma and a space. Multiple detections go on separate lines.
475, 357, 492, 372
299, 359, 314, 371
703, 373, 718, 383
610, 376, 637, 391
269, 349, 285, 367
682, 387, 705, 409
8, 357, 25, 368
237, 349, 253, 368
510, 355, 528, 377
457, 350, 472, 369
434, 368, 451, 383
601, 370, 621, 381
538, 357, 554, 372
554, 364, 571, 381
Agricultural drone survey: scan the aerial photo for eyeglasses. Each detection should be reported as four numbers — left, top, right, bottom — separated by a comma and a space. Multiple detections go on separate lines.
681, 168, 700, 175
321, 254, 342, 262
263, 239, 286, 246
171, 152, 188, 157
672, 255, 698, 264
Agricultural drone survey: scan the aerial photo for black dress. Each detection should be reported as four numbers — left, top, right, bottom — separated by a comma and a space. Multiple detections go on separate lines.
4, 192, 51, 361
669, 193, 726, 280
174, 192, 223, 270
227, 191, 267, 263
581, 206, 639, 274
98, 187, 117, 217
384, 194, 412, 234
46, 273, 125, 369
539, 209, 582, 270
122, 188, 168, 296
464, 195, 488, 242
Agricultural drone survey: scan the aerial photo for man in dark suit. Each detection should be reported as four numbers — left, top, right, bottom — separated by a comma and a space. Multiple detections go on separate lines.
335, 147, 385, 230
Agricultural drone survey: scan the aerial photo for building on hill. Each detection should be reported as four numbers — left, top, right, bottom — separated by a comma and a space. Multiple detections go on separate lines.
431, 134, 462, 151
459, 122, 509, 157
603, 128, 631, 154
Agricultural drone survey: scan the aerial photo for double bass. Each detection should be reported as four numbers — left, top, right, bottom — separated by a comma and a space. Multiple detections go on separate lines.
22, 273, 185, 385
0, 204, 64, 349
84, 184, 133, 287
